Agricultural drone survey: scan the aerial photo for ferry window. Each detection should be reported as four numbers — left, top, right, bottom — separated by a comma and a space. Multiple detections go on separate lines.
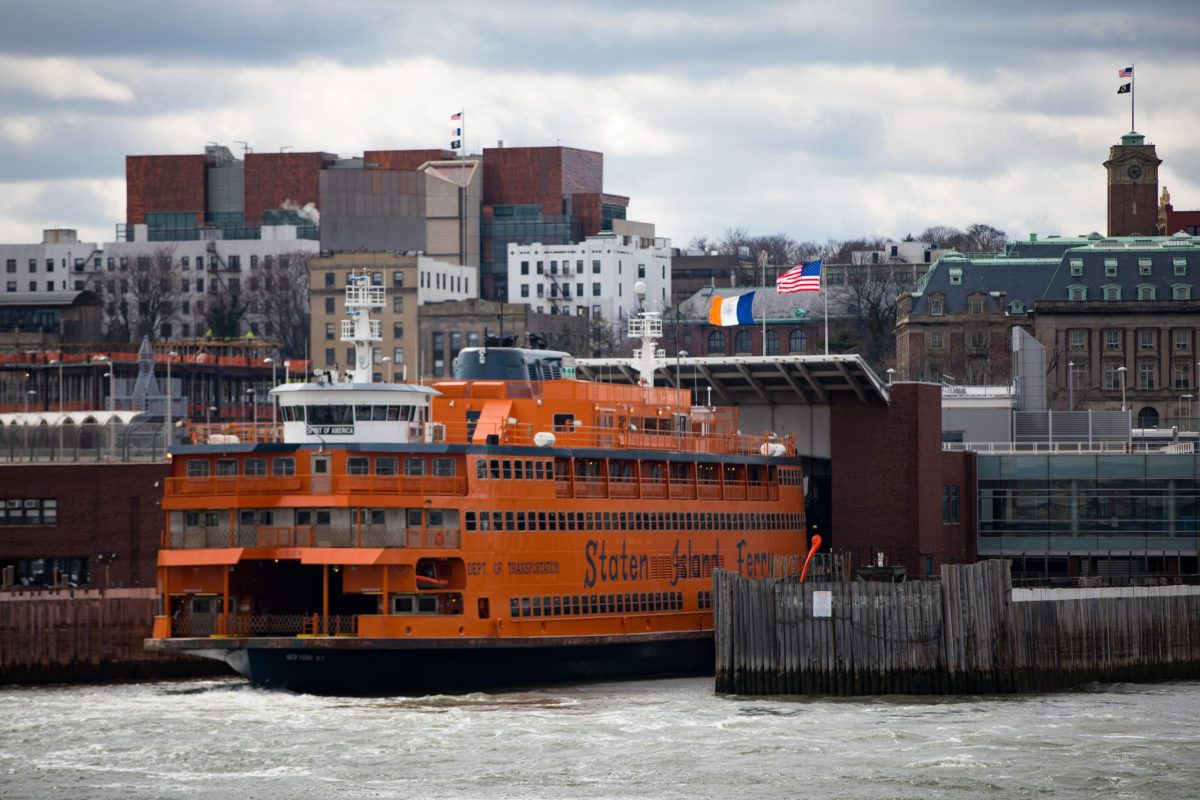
316, 510, 330, 525
502, 460, 512, 480
427, 510, 443, 526
513, 461, 524, 480
297, 510, 312, 526
272, 457, 295, 476
347, 457, 370, 475
492, 511, 502, 530
407, 509, 423, 526
532, 597, 542, 617
599, 595, 609, 614
585, 512, 594, 531
477, 512, 489, 531
417, 597, 438, 614
433, 458, 455, 477
258, 510, 275, 525
244, 458, 267, 477
537, 511, 547, 530
376, 457, 398, 476
553, 413, 574, 432
405, 458, 426, 476
186, 460, 210, 478
510, 598, 520, 617
490, 459, 500, 479
216, 459, 238, 477
476, 460, 487, 479
521, 597, 531, 617
204, 512, 220, 527
516, 512, 527, 531
184, 511, 200, 527
552, 596, 562, 616
477, 598, 489, 619
557, 512, 566, 531
505, 511, 514, 530
368, 509, 385, 525
372, 405, 387, 421
394, 596, 415, 614
239, 510, 255, 527
355, 405, 372, 421
548, 513, 557, 532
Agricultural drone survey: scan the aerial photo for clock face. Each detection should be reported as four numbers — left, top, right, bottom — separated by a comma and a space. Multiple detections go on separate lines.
1127, 163, 1143, 180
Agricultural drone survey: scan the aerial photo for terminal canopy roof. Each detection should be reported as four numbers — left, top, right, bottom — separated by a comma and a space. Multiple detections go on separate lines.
576, 354, 889, 407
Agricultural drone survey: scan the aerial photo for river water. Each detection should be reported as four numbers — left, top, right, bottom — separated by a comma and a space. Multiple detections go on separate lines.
2, 676, 1198, 800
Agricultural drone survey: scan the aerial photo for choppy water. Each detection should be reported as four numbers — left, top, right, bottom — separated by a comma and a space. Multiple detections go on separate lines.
1, 676, 1198, 800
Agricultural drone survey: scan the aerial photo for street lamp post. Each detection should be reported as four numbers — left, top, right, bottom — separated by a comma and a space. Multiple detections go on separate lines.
92, 355, 112, 411
284, 360, 291, 386
206, 405, 217, 426
1117, 365, 1127, 413
1068, 361, 1074, 411
383, 356, 393, 383
24, 389, 36, 415
49, 358, 64, 456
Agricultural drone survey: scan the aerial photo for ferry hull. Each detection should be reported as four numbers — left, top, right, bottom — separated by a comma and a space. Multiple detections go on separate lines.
147, 633, 713, 695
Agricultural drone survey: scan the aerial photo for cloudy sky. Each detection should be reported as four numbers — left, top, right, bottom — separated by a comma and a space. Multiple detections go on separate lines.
1, 0, 1198, 248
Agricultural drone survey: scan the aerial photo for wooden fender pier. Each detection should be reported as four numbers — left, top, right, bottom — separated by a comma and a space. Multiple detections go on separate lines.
714, 560, 1200, 695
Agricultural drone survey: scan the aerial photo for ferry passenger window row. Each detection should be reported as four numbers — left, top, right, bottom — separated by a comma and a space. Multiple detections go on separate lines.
508, 591, 684, 619
342, 456, 456, 477
697, 590, 713, 610
184, 511, 221, 527
475, 459, 553, 481
465, 510, 803, 533
780, 468, 803, 487
185, 456, 297, 478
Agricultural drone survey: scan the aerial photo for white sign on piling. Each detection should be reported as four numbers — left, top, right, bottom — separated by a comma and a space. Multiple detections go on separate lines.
813, 590, 832, 618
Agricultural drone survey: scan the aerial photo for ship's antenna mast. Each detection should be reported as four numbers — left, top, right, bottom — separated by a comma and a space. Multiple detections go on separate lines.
341, 271, 384, 383
627, 280, 662, 387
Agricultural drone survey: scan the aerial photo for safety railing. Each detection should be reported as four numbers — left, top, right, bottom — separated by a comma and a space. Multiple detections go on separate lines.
165, 474, 468, 497
170, 613, 359, 638
166, 526, 461, 550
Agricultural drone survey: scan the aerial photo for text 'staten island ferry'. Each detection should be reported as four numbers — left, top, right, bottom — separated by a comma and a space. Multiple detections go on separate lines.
146, 276, 809, 693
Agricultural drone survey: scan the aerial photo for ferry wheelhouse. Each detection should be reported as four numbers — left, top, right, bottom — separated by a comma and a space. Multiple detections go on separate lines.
147, 277, 810, 693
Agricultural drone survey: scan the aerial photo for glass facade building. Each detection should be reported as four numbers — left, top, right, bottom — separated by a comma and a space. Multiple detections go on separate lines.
978, 453, 1199, 558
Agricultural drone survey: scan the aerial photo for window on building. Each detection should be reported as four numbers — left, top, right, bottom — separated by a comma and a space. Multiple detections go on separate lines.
1068, 285, 1086, 301
1103, 362, 1122, 390
432, 332, 445, 375
734, 330, 752, 354
1173, 361, 1192, 390
1103, 285, 1121, 301
325, 348, 335, 365
229, 255, 241, 270
942, 486, 960, 524
1173, 257, 1187, 276
1173, 284, 1192, 301
325, 297, 335, 314
1070, 259, 1083, 277
1138, 361, 1155, 390
637, 264, 645, 279
1070, 330, 1086, 350
949, 268, 962, 285
930, 298, 944, 315
1137, 284, 1156, 301
393, 322, 403, 338
1174, 329, 1191, 351
765, 330, 779, 355
1104, 258, 1118, 277
1105, 330, 1120, 350
968, 296, 983, 314
325, 322, 335, 340
970, 330, 987, 350
520, 261, 529, 275
707, 330, 725, 354
592, 259, 601, 274
1139, 329, 1155, 350
520, 284, 529, 298
393, 346, 404, 363
392, 271, 404, 288
1138, 258, 1152, 275
931, 332, 944, 349
325, 272, 335, 288
789, 329, 807, 353
393, 296, 404, 314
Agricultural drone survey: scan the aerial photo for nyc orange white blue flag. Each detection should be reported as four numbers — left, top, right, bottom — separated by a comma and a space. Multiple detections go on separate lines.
709, 291, 755, 326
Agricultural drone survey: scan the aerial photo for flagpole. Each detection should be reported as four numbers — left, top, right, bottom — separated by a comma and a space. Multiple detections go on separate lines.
823, 265, 829, 357
761, 251, 767, 354
1130, 64, 1135, 131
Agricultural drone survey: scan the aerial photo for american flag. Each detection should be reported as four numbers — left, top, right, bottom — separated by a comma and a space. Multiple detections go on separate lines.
1118, 66, 1133, 78
451, 112, 462, 120
776, 259, 823, 293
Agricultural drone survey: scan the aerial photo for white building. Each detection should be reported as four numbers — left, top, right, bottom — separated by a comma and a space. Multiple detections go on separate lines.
1, 227, 320, 341
506, 225, 671, 326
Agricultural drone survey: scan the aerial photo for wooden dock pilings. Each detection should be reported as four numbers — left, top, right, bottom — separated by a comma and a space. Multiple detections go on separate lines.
0, 589, 223, 685
714, 560, 1200, 695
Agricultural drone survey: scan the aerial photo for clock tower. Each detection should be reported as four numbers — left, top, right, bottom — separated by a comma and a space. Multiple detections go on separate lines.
1104, 131, 1162, 236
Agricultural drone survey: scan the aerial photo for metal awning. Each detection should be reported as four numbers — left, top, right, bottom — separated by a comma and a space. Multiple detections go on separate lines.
575, 354, 889, 406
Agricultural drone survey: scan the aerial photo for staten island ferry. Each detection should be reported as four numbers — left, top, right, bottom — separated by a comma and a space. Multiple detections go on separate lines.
146, 276, 810, 693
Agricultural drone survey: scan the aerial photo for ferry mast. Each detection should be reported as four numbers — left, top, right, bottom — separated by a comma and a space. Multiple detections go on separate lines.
341, 272, 385, 383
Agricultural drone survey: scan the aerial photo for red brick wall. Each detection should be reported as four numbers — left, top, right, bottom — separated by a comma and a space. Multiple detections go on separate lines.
1108, 181, 1160, 236
938, 451, 977, 566
125, 155, 206, 225
365, 149, 456, 171
572, 193, 602, 237
482, 146, 603, 208
0, 462, 169, 588
244, 151, 334, 225
829, 382, 944, 577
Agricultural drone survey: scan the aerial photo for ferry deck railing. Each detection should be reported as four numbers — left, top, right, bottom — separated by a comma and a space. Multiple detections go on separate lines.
167, 526, 461, 550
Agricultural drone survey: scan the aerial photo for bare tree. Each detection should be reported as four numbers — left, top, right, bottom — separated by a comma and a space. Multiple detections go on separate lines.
101, 244, 181, 342
842, 260, 905, 369
249, 251, 312, 358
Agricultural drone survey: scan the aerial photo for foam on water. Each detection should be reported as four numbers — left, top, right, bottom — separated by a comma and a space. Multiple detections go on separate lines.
2, 677, 1199, 799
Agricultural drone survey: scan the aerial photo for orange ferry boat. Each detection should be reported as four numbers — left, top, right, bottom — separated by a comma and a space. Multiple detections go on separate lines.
146, 277, 809, 693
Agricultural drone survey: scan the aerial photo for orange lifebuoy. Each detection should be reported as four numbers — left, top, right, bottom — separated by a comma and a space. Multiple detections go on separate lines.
434, 530, 445, 547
